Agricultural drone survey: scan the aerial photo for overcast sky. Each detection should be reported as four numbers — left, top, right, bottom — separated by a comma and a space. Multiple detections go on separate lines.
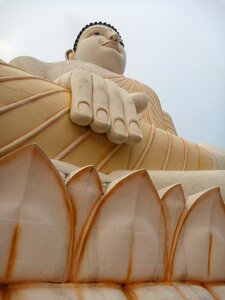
0, 0, 225, 148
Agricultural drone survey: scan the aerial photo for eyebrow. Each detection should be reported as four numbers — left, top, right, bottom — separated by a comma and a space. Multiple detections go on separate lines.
79, 25, 124, 47
81, 26, 113, 37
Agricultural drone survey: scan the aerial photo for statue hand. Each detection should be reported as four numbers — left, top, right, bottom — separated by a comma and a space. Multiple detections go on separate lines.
57, 69, 148, 145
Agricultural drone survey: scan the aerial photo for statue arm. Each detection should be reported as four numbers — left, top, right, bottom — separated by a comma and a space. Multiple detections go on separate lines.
10, 56, 47, 78
162, 111, 177, 135
8, 57, 148, 144
1, 59, 224, 171
9, 56, 83, 81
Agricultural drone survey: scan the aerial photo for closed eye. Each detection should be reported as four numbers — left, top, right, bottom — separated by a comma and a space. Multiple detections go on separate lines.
94, 32, 100, 35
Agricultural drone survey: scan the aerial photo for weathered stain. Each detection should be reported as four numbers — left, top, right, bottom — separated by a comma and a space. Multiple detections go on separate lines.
73, 171, 145, 281
6, 225, 20, 280
34, 145, 74, 282
123, 287, 138, 300
168, 208, 188, 281
174, 285, 190, 300
75, 287, 84, 300
208, 233, 213, 277
70, 193, 103, 281
67, 167, 103, 281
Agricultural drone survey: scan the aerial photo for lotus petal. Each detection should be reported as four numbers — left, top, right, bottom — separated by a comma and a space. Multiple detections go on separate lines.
172, 187, 225, 281
159, 184, 186, 279
174, 284, 215, 300
5, 283, 126, 300
76, 170, 166, 283
66, 166, 103, 279
126, 283, 215, 300
205, 284, 225, 300
0, 145, 73, 283
125, 284, 184, 300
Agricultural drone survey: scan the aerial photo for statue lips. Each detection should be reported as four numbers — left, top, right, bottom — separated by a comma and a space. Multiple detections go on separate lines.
102, 41, 119, 52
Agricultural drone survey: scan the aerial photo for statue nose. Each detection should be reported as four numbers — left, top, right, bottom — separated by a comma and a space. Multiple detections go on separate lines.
108, 32, 119, 42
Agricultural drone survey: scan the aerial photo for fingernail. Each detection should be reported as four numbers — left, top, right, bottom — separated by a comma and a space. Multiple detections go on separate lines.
78, 102, 91, 116
115, 119, 127, 136
129, 122, 140, 135
96, 109, 109, 123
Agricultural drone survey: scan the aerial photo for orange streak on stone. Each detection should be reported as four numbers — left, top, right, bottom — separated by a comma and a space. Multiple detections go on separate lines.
168, 209, 188, 281
123, 288, 138, 300
6, 225, 20, 280
174, 285, 190, 300
75, 287, 84, 300
208, 233, 213, 277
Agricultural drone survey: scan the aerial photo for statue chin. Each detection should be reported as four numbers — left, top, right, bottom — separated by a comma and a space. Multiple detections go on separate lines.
74, 51, 126, 75
96, 47, 126, 74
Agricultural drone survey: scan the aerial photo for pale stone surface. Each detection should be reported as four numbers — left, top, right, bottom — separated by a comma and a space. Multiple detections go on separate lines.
1, 283, 222, 300
0, 145, 225, 285
0, 145, 72, 283
126, 283, 216, 300
109, 169, 225, 200
5, 23, 225, 170
1, 22, 225, 299
0, 60, 222, 171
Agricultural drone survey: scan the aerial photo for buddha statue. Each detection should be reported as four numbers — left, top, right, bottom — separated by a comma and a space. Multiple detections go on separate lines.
1, 21, 225, 300
2, 21, 224, 173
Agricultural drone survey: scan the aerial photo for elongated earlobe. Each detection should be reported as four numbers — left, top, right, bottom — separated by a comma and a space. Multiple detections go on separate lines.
65, 49, 75, 60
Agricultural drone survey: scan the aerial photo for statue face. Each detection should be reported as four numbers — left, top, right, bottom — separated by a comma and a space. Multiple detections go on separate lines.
72, 25, 126, 74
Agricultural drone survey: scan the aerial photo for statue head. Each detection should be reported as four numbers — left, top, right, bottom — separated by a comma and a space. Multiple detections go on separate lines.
65, 22, 126, 74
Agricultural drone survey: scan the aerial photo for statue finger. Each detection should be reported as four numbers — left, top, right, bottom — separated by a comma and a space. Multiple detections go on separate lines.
123, 92, 143, 145
70, 69, 92, 126
105, 80, 128, 144
131, 92, 148, 114
90, 74, 110, 133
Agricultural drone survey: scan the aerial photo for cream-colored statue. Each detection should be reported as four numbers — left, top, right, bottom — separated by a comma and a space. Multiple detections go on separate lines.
4, 21, 224, 171
1, 22, 225, 300
10, 22, 148, 146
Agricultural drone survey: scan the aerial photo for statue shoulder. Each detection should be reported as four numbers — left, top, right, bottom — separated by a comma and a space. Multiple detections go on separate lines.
10, 56, 47, 78
9, 56, 81, 81
8, 56, 123, 82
